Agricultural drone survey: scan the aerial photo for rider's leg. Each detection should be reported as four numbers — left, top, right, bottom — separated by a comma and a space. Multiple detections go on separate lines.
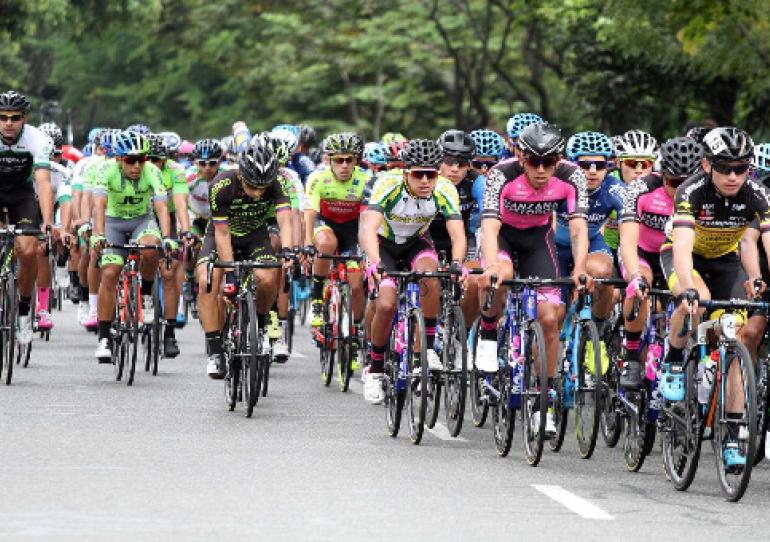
413, 252, 439, 353
619, 265, 654, 389
587, 251, 615, 322
15, 235, 38, 316
310, 227, 337, 325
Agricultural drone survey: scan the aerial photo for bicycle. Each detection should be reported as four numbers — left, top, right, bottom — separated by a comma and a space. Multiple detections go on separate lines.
141, 249, 174, 377
660, 296, 764, 502
285, 257, 310, 355
314, 253, 364, 392
180, 236, 201, 323
206, 255, 282, 417
16, 227, 51, 366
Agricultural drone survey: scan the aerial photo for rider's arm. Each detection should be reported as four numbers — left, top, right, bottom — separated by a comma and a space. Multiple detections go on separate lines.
153, 199, 172, 239
213, 222, 234, 263
291, 209, 302, 248
59, 201, 72, 238
480, 217, 501, 269
618, 221, 641, 279
276, 209, 293, 250
172, 168, 191, 233
569, 217, 589, 277
358, 209, 384, 263
741, 225, 761, 281
672, 226, 696, 291
303, 172, 321, 247
93, 194, 106, 237
303, 208, 316, 247
445, 219, 467, 263
34, 167, 55, 227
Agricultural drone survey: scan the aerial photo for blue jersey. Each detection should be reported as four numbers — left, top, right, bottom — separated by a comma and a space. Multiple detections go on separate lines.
554, 174, 625, 247
471, 173, 486, 233
288, 153, 315, 185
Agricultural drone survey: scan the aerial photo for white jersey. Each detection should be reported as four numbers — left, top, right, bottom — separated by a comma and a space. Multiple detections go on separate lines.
0, 125, 52, 191
186, 166, 213, 219
49, 161, 72, 203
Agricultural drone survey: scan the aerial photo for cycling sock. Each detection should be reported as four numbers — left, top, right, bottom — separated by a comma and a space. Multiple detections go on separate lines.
69, 271, 80, 287
80, 285, 88, 300
36, 287, 50, 312
165, 320, 176, 339
665, 344, 684, 366
624, 330, 642, 361
205, 332, 222, 355
89, 294, 98, 310
141, 279, 154, 297
18, 296, 31, 316
98, 320, 111, 341
257, 312, 268, 329
424, 318, 437, 348
369, 344, 386, 373
312, 275, 324, 300
480, 314, 497, 340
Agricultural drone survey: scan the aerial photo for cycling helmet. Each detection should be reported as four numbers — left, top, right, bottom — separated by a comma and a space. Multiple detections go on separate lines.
272, 124, 301, 139
401, 139, 444, 168
82, 143, 94, 157
685, 126, 710, 145
100, 129, 121, 156
384, 140, 408, 162
252, 132, 291, 165
269, 128, 299, 156
323, 132, 363, 156
221, 136, 236, 156
753, 143, 770, 175
38, 122, 63, 147
298, 124, 316, 146
113, 131, 149, 157
0, 91, 30, 113
566, 131, 614, 161
471, 129, 506, 158
87, 127, 105, 144
615, 129, 658, 158
381, 132, 407, 145
193, 138, 224, 161
309, 147, 323, 165
660, 137, 703, 177
238, 143, 279, 187
438, 130, 475, 159
159, 131, 181, 153
147, 134, 167, 158
517, 122, 565, 157
363, 142, 387, 167
506, 113, 543, 139
125, 123, 151, 136
702, 127, 754, 162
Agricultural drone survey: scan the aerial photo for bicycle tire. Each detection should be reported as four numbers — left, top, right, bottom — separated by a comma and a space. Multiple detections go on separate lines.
752, 359, 769, 466
493, 321, 515, 456
244, 292, 261, 417
287, 308, 295, 355
223, 307, 239, 411
550, 334, 570, 453
406, 307, 428, 445
576, 320, 602, 459
319, 289, 335, 387
713, 341, 756, 502
600, 321, 623, 448
385, 317, 405, 437
469, 319, 489, 428
2, 276, 16, 385
522, 320, 548, 467
622, 387, 652, 472
337, 284, 354, 392
124, 275, 140, 386
151, 280, 161, 376
443, 305, 467, 437
113, 280, 125, 381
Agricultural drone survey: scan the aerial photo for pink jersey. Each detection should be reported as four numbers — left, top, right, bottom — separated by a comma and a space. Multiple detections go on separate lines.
620, 174, 673, 253
482, 160, 588, 229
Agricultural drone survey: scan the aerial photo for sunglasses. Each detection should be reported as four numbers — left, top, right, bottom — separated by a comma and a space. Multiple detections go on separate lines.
197, 159, 220, 167
665, 175, 688, 187
52, 150, 63, 157
711, 161, 751, 176
410, 169, 439, 181
622, 159, 654, 169
471, 159, 497, 170
577, 160, 608, 171
524, 155, 559, 168
443, 157, 470, 167
332, 155, 355, 165
123, 155, 147, 165
149, 156, 165, 163
0, 113, 23, 122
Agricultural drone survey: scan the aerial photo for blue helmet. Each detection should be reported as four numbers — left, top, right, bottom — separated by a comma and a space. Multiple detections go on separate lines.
566, 131, 615, 161
100, 129, 121, 157
470, 129, 506, 158
271, 124, 301, 139
363, 142, 387, 167
506, 113, 543, 139
753, 143, 770, 176
125, 123, 151, 136
82, 143, 94, 157
87, 127, 104, 144
113, 131, 149, 157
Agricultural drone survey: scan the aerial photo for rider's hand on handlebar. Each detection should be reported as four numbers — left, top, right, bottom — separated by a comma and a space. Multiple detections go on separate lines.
573, 271, 594, 292
744, 277, 766, 299
625, 274, 649, 300
89, 234, 106, 251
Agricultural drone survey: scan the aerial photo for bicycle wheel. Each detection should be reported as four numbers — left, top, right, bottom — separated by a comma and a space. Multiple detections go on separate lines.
123, 276, 140, 386
752, 359, 768, 466
522, 321, 548, 467
443, 305, 467, 437
319, 291, 335, 386
244, 292, 261, 417
550, 340, 569, 452
385, 319, 405, 438
286, 307, 295, 355
600, 320, 623, 448
622, 387, 653, 472
662, 351, 702, 491
150, 280, 160, 376
406, 308, 428, 445
337, 284, 354, 392
2, 276, 16, 385
575, 320, 602, 459
469, 319, 489, 428
493, 323, 515, 456
223, 308, 239, 411
712, 341, 756, 502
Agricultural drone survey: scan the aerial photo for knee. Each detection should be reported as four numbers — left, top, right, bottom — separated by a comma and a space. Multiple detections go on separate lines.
586, 255, 613, 278
538, 309, 559, 332
101, 265, 120, 283
376, 293, 397, 315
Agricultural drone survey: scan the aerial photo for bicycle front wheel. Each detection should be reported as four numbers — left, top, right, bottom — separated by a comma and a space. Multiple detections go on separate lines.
713, 341, 756, 502
385, 318, 405, 438
244, 292, 262, 417
319, 291, 335, 387
124, 276, 140, 386
600, 319, 623, 448
337, 284, 354, 392
1, 276, 16, 385
575, 320, 602, 459
469, 318, 489, 428
443, 304, 467, 437
406, 308, 428, 445
522, 321, 548, 467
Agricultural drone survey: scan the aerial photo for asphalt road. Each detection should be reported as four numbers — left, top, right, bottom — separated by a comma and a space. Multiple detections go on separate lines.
0, 302, 769, 541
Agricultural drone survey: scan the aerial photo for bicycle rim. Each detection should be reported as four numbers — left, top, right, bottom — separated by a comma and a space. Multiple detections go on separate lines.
443, 305, 467, 438
125, 276, 139, 386
320, 294, 335, 386
600, 321, 623, 447
752, 359, 769, 466
3, 277, 16, 385
385, 330, 404, 437
522, 321, 548, 466
469, 318, 489, 428
406, 308, 428, 445
575, 320, 601, 459
151, 280, 160, 376
550, 338, 569, 453
337, 285, 354, 392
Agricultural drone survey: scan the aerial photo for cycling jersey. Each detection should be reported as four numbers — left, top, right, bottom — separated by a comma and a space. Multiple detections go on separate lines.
91, 161, 167, 220
305, 167, 369, 223
0, 124, 51, 192
429, 172, 480, 250
367, 172, 461, 245
210, 170, 290, 237
482, 159, 589, 227
49, 161, 72, 204
667, 172, 770, 258
288, 153, 316, 184
77, 155, 108, 193
602, 171, 624, 249
555, 173, 624, 247
186, 165, 219, 220
279, 166, 304, 211
158, 159, 189, 213
619, 173, 672, 254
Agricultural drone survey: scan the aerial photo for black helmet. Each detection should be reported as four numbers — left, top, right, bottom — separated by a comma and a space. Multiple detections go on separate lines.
438, 130, 475, 159
38, 122, 63, 147
402, 139, 444, 168
299, 124, 316, 146
238, 143, 278, 187
0, 91, 30, 113
147, 134, 167, 158
660, 137, 703, 177
193, 138, 224, 161
125, 123, 152, 136
702, 127, 754, 162
518, 122, 565, 157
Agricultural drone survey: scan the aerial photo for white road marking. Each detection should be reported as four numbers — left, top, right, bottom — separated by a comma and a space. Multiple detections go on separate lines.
426, 422, 468, 442
292, 351, 307, 359
531, 484, 614, 520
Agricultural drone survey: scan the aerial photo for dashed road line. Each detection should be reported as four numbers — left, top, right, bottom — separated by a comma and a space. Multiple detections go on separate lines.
531, 484, 614, 520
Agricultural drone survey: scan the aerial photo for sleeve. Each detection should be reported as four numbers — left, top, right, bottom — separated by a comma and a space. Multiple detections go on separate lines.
609, 178, 627, 216
304, 172, 322, 212
481, 168, 507, 220
90, 161, 111, 198
620, 178, 647, 223
171, 166, 189, 195
435, 179, 462, 220
210, 176, 232, 225
56, 181, 72, 203
31, 129, 52, 170
562, 164, 589, 219
149, 167, 168, 202
672, 181, 699, 230
272, 177, 291, 213
751, 182, 770, 235
367, 175, 399, 214
278, 172, 298, 209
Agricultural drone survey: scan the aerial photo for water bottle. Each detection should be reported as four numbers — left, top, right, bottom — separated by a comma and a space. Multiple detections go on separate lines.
645, 343, 662, 382
697, 351, 717, 404
232, 121, 252, 153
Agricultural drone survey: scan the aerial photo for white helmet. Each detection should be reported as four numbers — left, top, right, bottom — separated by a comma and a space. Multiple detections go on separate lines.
614, 129, 658, 158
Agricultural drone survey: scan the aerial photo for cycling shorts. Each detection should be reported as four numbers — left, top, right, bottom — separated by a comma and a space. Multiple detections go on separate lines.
660, 249, 746, 301
378, 234, 437, 290
313, 217, 359, 254
618, 247, 665, 287
556, 235, 615, 301
494, 224, 561, 305
197, 227, 277, 266
101, 215, 161, 267
191, 217, 208, 238
433, 234, 478, 264
0, 189, 40, 228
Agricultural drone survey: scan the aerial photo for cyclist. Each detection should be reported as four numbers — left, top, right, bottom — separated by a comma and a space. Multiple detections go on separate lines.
477, 122, 590, 435
504, 112, 543, 159
90, 131, 173, 361
661, 127, 770, 470
0, 90, 56, 345
39, 122, 73, 169
558, 132, 624, 337
291, 124, 317, 185
362, 142, 387, 173
185, 138, 223, 277
618, 136, 702, 389
197, 143, 293, 379
359, 139, 465, 404
146, 134, 190, 356
470, 129, 506, 176
382, 139, 408, 171
305, 133, 369, 367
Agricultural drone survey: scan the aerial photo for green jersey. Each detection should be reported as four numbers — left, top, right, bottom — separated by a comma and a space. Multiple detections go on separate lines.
158, 159, 189, 213
92, 161, 167, 219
